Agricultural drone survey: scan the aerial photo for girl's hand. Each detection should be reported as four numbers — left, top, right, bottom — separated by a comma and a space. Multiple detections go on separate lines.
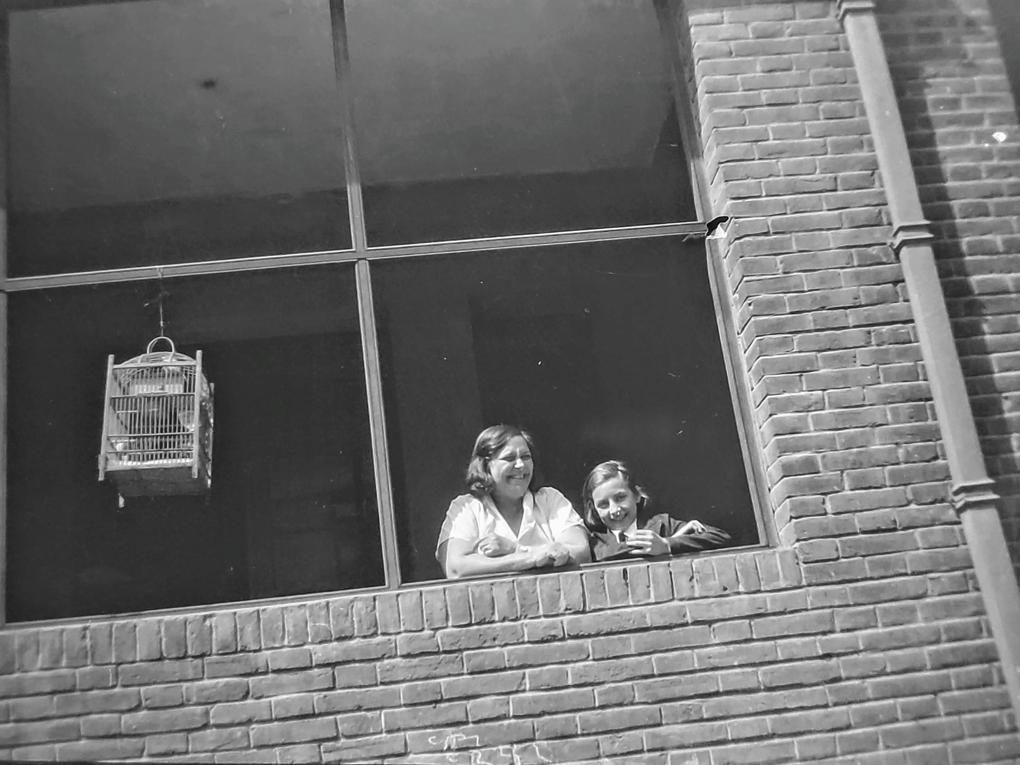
626, 529, 671, 556
677, 520, 706, 536
477, 534, 516, 557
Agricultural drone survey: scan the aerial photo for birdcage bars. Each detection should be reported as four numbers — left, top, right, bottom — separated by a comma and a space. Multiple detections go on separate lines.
98, 336, 213, 498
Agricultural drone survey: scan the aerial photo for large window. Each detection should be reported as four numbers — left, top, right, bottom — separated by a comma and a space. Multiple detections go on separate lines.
2, 0, 760, 622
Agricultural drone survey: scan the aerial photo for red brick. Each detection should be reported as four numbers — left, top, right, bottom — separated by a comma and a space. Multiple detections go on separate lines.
397, 591, 425, 632
190, 727, 250, 752
185, 615, 213, 656
505, 642, 588, 668
468, 697, 510, 722
140, 685, 183, 709
84, 624, 112, 667
306, 601, 332, 643
378, 654, 462, 683
145, 733, 188, 756
328, 598, 355, 639
209, 700, 273, 726
236, 609, 262, 650
375, 594, 401, 635
577, 705, 660, 734
441, 671, 526, 700
353, 596, 379, 636
382, 701, 468, 730
118, 659, 202, 686
249, 667, 333, 698
266, 647, 312, 671
637, 674, 717, 704
185, 678, 248, 705
55, 740, 146, 760
205, 652, 269, 678
437, 623, 524, 652
121, 707, 208, 735
645, 721, 728, 750
510, 689, 595, 717
322, 734, 407, 761
271, 694, 314, 719
311, 637, 395, 666
250, 718, 337, 747
314, 687, 399, 714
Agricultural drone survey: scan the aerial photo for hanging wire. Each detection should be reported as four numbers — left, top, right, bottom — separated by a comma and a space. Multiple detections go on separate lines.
144, 267, 170, 337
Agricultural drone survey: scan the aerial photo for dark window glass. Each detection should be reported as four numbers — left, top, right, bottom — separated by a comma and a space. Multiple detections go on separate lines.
373, 239, 757, 584
347, 0, 696, 246
9, 0, 350, 277
7, 266, 382, 622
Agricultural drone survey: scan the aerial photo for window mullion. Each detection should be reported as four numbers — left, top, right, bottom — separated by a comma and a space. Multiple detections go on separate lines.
330, 0, 369, 254
356, 259, 402, 588
0, 11, 9, 626
335, 0, 398, 586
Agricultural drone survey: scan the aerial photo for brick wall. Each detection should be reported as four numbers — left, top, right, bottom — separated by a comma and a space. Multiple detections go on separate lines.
0, 548, 1011, 763
2, 1, 1020, 762
877, 0, 1020, 576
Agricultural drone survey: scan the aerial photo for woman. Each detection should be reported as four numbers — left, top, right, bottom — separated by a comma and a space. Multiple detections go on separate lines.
436, 425, 590, 579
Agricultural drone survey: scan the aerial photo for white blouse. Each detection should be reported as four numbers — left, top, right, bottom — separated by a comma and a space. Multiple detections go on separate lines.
436, 487, 585, 558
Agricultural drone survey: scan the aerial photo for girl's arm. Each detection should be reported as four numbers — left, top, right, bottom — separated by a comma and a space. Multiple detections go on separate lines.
661, 515, 732, 553
442, 538, 553, 579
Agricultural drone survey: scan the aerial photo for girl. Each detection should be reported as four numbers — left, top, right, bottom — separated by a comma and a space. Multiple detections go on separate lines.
582, 460, 731, 561
436, 425, 591, 579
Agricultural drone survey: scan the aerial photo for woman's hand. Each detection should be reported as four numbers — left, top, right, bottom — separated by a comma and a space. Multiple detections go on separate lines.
542, 542, 572, 566
676, 519, 706, 536
625, 529, 671, 556
476, 534, 516, 557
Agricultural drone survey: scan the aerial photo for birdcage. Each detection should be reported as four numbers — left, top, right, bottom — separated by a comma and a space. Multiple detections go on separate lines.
98, 336, 213, 498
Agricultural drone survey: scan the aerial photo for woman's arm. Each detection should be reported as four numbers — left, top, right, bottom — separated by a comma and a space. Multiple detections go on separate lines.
442, 538, 553, 579
548, 525, 591, 565
534, 488, 591, 565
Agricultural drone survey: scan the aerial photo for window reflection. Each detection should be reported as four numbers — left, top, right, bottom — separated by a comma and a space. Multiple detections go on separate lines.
7, 267, 382, 621
347, 0, 696, 245
9, 0, 351, 276
374, 239, 757, 583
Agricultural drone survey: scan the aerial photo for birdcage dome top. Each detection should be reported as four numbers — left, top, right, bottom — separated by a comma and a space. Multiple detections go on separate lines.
118, 336, 196, 368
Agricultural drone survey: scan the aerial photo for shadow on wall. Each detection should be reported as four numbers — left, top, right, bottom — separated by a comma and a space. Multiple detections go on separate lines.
882, 0, 1020, 566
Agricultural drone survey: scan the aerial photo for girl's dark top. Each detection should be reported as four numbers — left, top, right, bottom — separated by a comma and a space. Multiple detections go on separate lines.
589, 507, 732, 561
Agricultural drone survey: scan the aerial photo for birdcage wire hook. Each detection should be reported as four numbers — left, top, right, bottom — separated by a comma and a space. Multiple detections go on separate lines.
144, 267, 170, 338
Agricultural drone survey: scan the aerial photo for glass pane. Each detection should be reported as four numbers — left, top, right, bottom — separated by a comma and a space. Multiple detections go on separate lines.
347, 0, 696, 246
373, 239, 756, 584
9, 0, 350, 277
7, 266, 382, 622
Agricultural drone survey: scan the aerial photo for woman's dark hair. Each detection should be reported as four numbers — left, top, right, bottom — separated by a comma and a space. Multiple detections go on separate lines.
581, 460, 650, 533
465, 424, 539, 498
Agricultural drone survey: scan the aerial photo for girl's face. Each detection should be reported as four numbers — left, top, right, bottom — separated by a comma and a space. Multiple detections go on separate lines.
591, 476, 639, 531
488, 435, 534, 502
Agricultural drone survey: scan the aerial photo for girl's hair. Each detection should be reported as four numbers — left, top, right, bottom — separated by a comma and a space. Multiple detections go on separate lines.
581, 460, 650, 532
464, 425, 540, 498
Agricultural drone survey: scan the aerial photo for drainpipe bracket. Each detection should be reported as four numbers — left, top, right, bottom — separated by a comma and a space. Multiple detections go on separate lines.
951, 478, 1000, 515
891, 221, 935, 256
837, 0, 876, 22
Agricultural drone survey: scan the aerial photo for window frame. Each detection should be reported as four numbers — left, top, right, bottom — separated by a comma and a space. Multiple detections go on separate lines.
0, 0, 768, 626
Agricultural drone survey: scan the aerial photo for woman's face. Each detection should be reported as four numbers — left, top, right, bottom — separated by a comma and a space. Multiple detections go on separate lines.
591, 476, 639, 531
487, 435, 534, 503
